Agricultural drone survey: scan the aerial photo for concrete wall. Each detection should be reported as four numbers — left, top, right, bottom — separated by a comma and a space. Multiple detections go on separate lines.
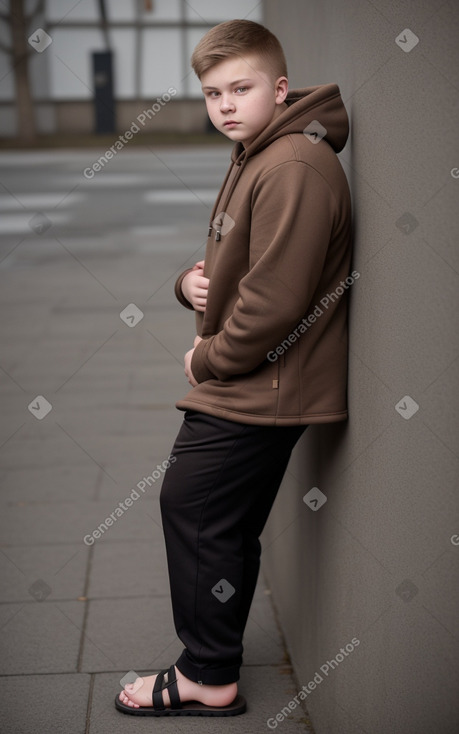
261, 2, 459, 733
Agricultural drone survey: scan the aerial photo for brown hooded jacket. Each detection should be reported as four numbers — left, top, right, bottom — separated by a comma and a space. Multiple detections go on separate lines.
174, 84, 353, 425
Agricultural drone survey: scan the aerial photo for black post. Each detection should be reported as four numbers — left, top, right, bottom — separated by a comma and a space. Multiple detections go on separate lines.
92, 51, 115, 134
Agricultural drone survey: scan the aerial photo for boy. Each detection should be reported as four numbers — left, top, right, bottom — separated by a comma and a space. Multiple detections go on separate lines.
116, 19, 352, 717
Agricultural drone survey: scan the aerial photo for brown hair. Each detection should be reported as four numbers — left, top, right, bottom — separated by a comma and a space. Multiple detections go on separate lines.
191, 19, 288, 81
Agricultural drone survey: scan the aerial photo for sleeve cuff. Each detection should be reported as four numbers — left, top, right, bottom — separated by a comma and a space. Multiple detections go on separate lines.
191, 338, 217, 383
174, 269, 194, 310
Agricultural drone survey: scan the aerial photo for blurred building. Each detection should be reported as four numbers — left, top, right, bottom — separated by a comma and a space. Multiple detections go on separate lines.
0, 0, 262, 137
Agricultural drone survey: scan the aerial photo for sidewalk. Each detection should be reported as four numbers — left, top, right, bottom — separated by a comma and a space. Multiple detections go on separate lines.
0, 147, 314, 734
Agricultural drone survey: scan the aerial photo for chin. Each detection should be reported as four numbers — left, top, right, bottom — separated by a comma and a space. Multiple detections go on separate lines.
221, 128, 247, 142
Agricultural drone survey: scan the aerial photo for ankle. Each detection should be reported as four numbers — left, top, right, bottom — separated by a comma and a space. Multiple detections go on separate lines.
176, 670, 237, 706
198, 681, 238, 707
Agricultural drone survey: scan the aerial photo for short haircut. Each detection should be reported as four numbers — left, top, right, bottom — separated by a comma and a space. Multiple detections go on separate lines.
191, 19, 288, 82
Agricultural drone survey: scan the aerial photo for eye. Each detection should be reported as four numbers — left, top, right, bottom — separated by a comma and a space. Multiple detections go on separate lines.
235, 86, 248, 94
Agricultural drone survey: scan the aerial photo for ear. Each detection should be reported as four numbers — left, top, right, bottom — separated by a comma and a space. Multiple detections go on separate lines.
274, 76, 289, 105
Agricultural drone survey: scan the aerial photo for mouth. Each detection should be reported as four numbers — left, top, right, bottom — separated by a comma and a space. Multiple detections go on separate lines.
223, 121, 240, 128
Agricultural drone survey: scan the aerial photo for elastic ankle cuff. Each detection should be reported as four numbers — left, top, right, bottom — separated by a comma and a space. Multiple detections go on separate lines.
175, 650, 240, 685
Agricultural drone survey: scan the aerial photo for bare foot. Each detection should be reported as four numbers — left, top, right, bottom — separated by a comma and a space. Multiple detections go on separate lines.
118, 666, 238, 710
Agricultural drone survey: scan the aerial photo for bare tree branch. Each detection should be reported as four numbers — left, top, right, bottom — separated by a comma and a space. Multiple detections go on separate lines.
26, 0, 45, 22
11, 0, 37, 141
96, 0, 110, 50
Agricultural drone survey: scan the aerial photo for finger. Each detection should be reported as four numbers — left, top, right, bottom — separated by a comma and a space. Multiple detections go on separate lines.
191, 278, 206, 290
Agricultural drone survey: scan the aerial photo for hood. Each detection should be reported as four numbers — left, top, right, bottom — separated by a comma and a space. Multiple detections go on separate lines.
232, 83, 349, 164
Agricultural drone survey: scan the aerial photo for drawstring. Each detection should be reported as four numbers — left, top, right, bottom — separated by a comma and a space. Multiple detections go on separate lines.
207, 152, 246, 241
211, 215, 223, 241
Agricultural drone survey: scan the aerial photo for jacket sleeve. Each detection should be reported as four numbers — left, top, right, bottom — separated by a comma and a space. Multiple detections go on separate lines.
174, 268, 194, 310
191, 161, 337, 383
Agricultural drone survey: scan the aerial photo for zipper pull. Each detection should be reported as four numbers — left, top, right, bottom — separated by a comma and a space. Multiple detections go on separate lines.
216, 230, 221, 242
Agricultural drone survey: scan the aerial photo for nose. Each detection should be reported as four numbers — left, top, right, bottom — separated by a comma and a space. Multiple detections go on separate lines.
220, 94, 235, 113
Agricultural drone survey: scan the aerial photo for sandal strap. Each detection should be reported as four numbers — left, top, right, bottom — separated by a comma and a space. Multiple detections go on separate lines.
152, 666, 182, 711
152, 670, 166, 710
164, 665, 181, 710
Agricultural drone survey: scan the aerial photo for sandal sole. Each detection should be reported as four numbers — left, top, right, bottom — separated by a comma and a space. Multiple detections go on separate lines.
115, 693, 247, 717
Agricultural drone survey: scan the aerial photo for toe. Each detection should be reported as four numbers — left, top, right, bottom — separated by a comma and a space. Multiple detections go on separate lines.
134, 677, 144, 691
126, 676, 143, 694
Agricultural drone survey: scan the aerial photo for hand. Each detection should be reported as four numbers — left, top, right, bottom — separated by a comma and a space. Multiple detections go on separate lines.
184, 336, 202, 386
181, 260, 209, 312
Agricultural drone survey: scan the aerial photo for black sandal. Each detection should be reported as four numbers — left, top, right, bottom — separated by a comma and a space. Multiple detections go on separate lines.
115, 665, 247, 717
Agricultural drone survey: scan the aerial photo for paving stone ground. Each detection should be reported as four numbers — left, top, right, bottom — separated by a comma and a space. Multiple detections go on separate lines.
0, 147, 314, 734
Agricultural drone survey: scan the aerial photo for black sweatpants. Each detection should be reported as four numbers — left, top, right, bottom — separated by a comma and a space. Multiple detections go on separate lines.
159, 409, 306, 685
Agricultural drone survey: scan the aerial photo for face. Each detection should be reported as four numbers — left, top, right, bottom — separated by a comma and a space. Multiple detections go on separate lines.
201, 55, 288, 147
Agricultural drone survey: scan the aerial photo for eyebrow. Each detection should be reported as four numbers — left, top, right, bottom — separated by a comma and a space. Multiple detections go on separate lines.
201, 78, 253, 91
